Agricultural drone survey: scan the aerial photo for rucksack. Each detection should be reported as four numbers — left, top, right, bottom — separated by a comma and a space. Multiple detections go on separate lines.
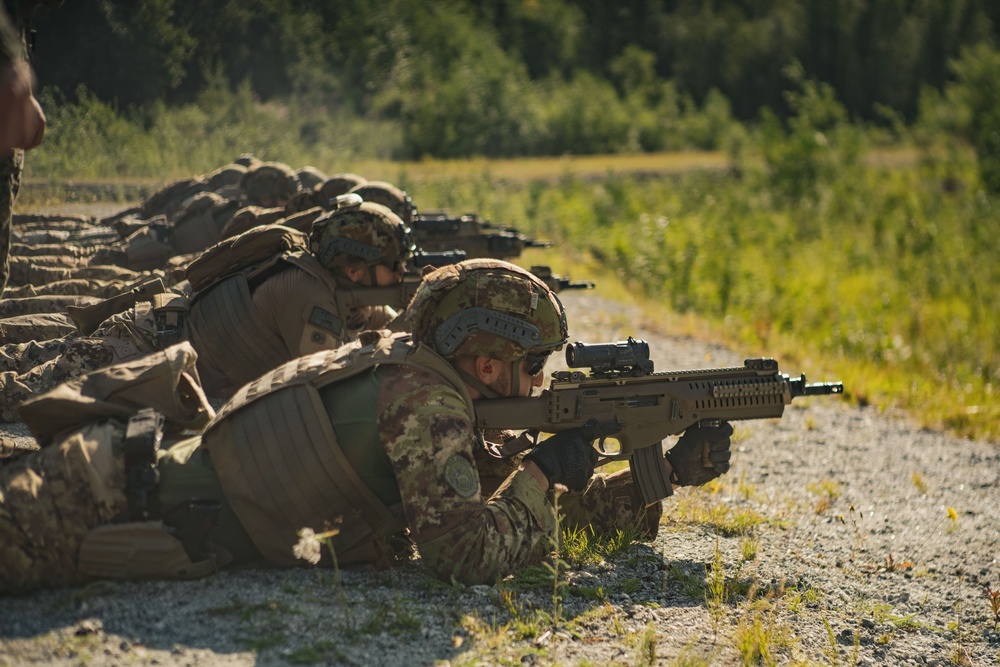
184, 224, 308, 293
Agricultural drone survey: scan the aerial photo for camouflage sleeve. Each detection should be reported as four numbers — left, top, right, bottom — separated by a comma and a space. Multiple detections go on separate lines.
378, 365, 557, 585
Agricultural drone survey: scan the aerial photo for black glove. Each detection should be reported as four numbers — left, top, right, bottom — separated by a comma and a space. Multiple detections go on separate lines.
665, 421, 734, 487
523, 427, 600, 492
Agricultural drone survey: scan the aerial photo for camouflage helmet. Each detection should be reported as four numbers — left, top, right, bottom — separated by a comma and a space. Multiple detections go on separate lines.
349, 181, 416, 224
309, 196, 415, 271
296, 166, 328, 191
240, 162, 302, 206
320, 173, 368, 201
405, 259, 568, 362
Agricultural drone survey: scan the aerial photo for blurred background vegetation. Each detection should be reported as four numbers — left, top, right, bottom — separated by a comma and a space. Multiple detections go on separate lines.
24, 0, 1000, 170
18, 0, 1000, 441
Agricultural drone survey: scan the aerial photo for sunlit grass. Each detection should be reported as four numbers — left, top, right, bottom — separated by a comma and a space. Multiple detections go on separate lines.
18, 93, 998, 443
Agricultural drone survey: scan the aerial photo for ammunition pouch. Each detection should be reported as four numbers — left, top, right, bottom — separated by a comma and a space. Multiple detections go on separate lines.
79, 409, 234, 581
163, 498, 228, 564
123, 409, 165, 521
77, 520, 231, 581
152, 292, 190, 350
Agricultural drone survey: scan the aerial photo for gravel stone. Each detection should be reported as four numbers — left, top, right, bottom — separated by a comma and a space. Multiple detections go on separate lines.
1, 235, 998, 665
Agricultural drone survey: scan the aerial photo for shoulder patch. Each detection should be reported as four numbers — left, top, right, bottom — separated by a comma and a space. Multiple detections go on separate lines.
309, 306, 343, 335
443, 455, 479, 499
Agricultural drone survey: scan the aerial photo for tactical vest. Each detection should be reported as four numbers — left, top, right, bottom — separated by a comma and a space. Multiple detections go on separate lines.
185, 249, 338, 395
202, 331, 474, 566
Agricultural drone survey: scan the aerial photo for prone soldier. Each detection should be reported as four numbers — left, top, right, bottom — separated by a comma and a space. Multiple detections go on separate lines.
0, 199, 415, 420
0, 259, 734, 593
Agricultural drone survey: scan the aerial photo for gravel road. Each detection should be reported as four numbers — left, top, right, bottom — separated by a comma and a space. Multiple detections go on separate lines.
1, 221, 998, 665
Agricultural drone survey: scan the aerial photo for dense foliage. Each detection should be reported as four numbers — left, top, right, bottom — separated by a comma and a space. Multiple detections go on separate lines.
26, 0, 1000, 162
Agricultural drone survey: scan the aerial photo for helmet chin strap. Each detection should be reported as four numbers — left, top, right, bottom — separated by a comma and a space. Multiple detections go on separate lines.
457, 359, 522, 399
508, 360, 521, 398
457, 368, 500, 400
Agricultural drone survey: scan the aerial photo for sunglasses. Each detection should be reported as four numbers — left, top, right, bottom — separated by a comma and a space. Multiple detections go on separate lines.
523, 351, 552, 376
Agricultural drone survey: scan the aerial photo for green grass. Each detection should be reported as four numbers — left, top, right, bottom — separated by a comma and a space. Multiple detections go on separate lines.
411, 158, 998, 443
18, 90, 999, 444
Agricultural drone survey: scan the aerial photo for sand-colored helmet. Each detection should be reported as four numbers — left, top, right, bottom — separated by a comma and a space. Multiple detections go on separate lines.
309, 196, 415, 271
319, 173, 368, 202
240, 162, 302, 206
405, 259, 568, 362
206, 163, 248, 191
284, 189, 326, 214
349, 181, 416, 224
296, 166, 328, 191
231, 153, 262, 169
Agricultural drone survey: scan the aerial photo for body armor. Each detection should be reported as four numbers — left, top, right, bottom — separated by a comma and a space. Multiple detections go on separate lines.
203, 331, 474, 565
185, 248, 338, 395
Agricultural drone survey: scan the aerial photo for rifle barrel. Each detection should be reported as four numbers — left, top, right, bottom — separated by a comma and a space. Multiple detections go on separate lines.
789, 375, 845, 397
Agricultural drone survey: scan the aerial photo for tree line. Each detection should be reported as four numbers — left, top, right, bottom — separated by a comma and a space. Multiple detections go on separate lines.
24, 0, 1000, 161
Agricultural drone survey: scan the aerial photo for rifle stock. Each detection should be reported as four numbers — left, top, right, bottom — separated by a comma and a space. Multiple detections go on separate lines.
66, 276, 166, 335
474, 338, 844, 503
332, 264, 592, 311
334, 277, 423, 313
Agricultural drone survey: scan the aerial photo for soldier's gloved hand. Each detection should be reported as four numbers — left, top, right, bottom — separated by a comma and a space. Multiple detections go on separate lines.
523, 428, 600, 492
664, 421, 734, 487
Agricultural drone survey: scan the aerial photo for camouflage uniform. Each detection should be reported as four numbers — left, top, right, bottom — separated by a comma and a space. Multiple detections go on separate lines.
0, 303, 155, 421
0, 203, 411, 419
0, 343, 216, 594
200, 261, 658, 583
0, 331, 657, 594
0, 150, 20, 297
1, 0, 62, 295
2, 277, 158, 298
4, 258, 147, 288
0, 310, 76, 342
0, 293, 101, 317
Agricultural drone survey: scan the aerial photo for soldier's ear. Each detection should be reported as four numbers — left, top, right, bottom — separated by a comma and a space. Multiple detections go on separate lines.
475, 356, 501, 383
342, 266, 364, 283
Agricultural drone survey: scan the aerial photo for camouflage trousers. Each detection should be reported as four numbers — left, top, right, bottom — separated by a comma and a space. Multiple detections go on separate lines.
0, 293, 101, 317
0, 304, 160, 422
10, 242, 98, 258
0, 149, 24, 297
2, 278, 148, 299
5, 259, 145, 288
0, 420, 128, 595
0, 312, 78, 343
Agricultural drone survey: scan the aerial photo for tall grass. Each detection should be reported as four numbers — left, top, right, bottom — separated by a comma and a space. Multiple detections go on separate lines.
27, 83, 402, 182
409, 162, 998, 441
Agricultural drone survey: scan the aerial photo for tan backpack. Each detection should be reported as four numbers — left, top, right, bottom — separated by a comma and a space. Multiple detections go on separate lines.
17, 342, 215, 446
184, 224, 308, 293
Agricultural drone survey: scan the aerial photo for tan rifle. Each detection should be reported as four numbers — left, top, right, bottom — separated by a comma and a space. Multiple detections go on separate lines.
474, 337, 844, 503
